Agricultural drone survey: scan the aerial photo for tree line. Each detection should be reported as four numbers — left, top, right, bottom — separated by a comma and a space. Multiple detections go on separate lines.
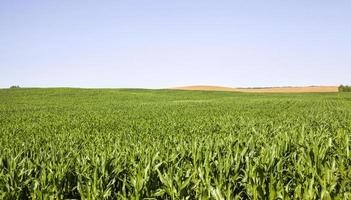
339, 85, 351, 92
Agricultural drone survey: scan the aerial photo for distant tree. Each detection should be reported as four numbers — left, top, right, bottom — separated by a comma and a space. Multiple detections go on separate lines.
10, 85, 20, 89
339, 85, 344, 92
339, 85, 351, 92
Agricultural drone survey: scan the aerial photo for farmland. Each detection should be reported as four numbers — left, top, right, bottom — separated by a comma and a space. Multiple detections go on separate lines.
1, 88, 351, 199
174, 85, 339, 93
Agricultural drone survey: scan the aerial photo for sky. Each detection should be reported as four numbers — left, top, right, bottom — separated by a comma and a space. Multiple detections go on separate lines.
1, 0, 350, 88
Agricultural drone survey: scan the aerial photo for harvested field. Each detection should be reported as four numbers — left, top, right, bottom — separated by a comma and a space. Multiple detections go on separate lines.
174, 85, 338, 93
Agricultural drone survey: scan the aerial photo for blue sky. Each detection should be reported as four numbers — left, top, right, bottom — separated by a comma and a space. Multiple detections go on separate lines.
1, 0, 350, 88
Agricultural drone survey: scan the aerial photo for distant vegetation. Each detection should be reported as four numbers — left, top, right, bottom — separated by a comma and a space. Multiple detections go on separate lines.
9, 85, 20, 89
339, 85, 351, 92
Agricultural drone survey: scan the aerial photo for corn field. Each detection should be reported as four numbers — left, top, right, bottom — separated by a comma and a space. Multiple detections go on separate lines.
1, 88, 351, 199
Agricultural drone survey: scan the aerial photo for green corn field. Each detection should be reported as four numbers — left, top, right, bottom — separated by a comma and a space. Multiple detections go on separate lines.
1, 88, 351, 199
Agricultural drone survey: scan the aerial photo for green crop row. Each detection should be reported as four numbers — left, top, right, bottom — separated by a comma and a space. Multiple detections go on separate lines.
1, 89, 351, 199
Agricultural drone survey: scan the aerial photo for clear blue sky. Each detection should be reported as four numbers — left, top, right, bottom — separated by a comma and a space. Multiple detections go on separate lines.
1, 0, 350, 88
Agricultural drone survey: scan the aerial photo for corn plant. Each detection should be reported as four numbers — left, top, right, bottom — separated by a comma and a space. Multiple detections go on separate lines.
0, 88, 351, 199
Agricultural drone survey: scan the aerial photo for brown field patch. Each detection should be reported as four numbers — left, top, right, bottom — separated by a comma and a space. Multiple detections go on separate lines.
173, 85, 338, 93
